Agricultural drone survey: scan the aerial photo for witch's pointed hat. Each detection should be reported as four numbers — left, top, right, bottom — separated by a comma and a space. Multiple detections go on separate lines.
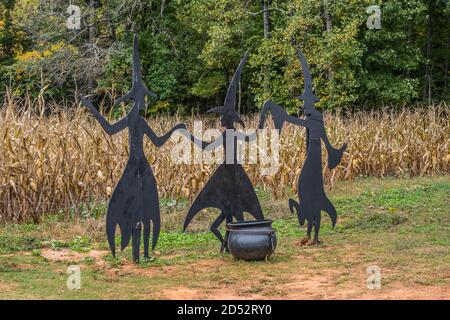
114, 35, 157, 106
207, 49, 251, 128
294, 47, 320, 105
131, 34, 143, 88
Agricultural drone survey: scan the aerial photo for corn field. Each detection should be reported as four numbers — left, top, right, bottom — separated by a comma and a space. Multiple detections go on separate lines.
1, 93, 449, 223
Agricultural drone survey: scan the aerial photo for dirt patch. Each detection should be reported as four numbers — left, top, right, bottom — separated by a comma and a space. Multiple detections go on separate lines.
189, 259, 226, 271
163, 287, 201, 299
39, 248, 228, 280
40, 248, 108, 263
158, 272, 450, 300
14, 264, 33, 270
162, 287, 264, 300
35, 247, 450, 300
152, 250, 450, 300
105, 263, 178, 278
105, 258, 226, 279
355, 284, 450, 300
0, 281, 17, 293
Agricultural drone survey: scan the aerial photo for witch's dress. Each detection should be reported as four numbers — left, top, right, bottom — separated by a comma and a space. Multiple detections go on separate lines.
105, 114, 160, 262
183, 130, 264, 241
182, 49, 265, 245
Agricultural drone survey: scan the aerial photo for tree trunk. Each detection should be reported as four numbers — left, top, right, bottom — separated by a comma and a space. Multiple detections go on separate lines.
423, 2, 432, 104
444, 15, 449, 91
424, 26, 432, 104
322, 0, 332, 32
88, 0, 96, 92
261, 0, 272, 96
2, 0, 15, 58
322, 0, 333, 82
262, 0, 272, 39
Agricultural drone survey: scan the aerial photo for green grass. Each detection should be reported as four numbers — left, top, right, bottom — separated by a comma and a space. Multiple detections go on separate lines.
0, 176, 449, 299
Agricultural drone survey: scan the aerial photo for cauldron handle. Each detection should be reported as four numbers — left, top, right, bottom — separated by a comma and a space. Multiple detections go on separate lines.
269, 230, 276, 256
264, 230, 277, 263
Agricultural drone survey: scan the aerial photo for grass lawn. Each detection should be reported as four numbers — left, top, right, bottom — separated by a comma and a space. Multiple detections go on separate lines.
0, 176, 449, 299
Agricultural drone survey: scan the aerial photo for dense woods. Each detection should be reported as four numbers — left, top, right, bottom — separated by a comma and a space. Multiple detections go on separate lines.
0, 0, 449, 113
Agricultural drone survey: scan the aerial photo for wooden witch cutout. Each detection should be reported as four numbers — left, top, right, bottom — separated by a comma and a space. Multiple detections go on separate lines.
181, 49, 267, 248
81, 35, 185, 262
261, 47, 347, 244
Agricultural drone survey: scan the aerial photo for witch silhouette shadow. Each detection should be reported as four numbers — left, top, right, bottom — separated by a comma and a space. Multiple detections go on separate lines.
81, 35, 185, 262
181, 49, 269, 250
261, 47, 347, 245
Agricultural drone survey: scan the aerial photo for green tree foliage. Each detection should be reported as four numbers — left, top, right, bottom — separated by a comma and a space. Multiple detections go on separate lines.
0, 0, 19, 64
0, 0, 448, 111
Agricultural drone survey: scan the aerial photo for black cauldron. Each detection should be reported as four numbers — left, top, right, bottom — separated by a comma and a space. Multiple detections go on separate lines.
225, 220, 277, 261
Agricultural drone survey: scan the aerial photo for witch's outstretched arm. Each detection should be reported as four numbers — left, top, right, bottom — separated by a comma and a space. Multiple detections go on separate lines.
262, 100, 311, 130
321, 131, 347, 170
142, 120, 186, 147
81, 97, 127, 135
285, 115, 309, 128
235, 103, 274, 142
179, 130, 223, 151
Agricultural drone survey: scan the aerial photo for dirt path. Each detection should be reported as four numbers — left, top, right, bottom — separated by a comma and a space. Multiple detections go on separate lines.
39, 248, 450, 300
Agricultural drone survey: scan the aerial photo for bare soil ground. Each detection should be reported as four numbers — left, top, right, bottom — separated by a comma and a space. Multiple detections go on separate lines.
35, 244, 449, 300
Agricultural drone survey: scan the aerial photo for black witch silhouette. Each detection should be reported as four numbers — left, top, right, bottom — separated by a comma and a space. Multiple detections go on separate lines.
81, 36, 185, 262
181, 50, 266, 247
261, 47, 346, 244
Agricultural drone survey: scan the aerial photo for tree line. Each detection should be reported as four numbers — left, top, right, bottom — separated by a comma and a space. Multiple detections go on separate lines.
0, 0, 449, 114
